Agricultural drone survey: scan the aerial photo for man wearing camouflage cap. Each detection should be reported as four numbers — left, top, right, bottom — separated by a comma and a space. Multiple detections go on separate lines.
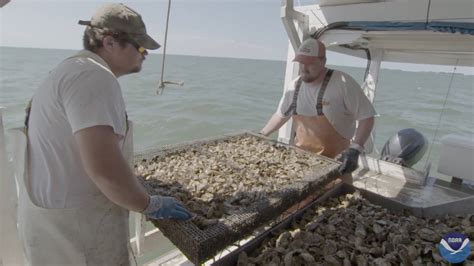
19, 3, 191, 265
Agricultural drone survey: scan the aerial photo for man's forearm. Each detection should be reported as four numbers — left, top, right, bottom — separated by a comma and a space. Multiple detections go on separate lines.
87, 153, 150, 212
353, 116, 375, 148
260, 114, 290, 136
75, 126, 150, 212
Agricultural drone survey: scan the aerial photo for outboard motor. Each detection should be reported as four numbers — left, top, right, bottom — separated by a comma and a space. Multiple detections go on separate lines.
380, 128, 428, 167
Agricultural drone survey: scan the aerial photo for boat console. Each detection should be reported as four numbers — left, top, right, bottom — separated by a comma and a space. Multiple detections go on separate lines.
438, 134, 474, 184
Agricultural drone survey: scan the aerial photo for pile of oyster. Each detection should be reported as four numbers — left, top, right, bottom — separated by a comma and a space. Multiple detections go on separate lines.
135, 136, 331, 228
238, 191, 474, 265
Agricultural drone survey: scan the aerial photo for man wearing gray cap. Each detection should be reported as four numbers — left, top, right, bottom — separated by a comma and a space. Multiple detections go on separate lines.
20, 3, 190, 265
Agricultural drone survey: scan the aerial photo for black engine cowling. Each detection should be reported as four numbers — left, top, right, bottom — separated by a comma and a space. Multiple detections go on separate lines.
380, 128, 428, 167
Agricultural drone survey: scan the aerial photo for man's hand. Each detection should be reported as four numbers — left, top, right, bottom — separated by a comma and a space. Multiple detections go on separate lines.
336, 148, 360, 175
251, 130, 266, 137
143, 195, 192, 220
260, 114, 291, 137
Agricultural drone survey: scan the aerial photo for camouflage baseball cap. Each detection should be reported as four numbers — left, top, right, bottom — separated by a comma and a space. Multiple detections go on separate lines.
78, 3, 160, 50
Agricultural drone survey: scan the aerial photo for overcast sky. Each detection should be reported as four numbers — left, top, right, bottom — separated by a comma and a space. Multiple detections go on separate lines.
0, 0, 472, 74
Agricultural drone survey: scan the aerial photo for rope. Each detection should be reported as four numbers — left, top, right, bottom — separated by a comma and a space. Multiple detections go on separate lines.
157, 0, 172, 95
157, 0, 184, 95
425, 0, 431, 25
424, 59, 459, 165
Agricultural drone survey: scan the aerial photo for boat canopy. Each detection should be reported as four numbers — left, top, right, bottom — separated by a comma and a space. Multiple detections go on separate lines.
345, 21, 474, 35
283, 0, 474, 67
314, 21, 474, 67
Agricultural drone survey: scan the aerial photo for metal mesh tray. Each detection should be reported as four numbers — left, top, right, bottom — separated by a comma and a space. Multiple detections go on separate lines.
134, 132, 340, 264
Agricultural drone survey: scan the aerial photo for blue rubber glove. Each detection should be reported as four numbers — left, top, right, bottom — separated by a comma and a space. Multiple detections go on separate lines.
143, 195, 192, 220
336, 148, 360, 175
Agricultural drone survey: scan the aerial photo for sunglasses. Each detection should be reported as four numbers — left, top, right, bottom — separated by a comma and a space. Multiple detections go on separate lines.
128, 39, 147, 55
110, 33, 147, 55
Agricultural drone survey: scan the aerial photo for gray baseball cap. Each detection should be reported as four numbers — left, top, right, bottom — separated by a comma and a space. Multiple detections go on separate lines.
78, 3, 160, 50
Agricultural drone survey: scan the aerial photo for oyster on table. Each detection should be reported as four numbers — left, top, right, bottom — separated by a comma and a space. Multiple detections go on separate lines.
135, 136, 330, 228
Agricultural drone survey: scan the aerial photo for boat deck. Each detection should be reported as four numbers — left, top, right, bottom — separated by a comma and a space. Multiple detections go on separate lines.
353, 158, 474, 217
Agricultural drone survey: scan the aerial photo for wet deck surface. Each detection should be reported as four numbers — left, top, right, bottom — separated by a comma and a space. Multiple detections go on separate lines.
353, 170, 474, 208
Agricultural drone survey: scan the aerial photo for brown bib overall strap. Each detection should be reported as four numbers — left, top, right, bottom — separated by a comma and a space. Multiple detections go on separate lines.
316, 69, 334, 116
284, 78, 303, 117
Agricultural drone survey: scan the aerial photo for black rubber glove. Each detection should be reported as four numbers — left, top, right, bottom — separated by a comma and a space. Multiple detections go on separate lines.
336, 148, 361, 175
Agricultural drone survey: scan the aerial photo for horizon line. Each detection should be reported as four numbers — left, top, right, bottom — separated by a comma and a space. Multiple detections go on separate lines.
1, 45, 472, 76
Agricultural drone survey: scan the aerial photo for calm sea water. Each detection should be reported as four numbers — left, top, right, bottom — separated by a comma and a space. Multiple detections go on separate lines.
1, 46, 473, 178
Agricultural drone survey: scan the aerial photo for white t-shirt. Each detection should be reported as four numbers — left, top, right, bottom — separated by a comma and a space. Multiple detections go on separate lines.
28, 50, 127, 208
276, 70, 376, 140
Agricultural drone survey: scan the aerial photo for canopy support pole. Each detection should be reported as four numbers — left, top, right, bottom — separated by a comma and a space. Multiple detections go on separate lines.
278, 0, 308, 144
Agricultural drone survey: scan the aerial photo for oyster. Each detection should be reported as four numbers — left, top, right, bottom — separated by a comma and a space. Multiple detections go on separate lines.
135, 136, 330, 228
242, 192, 472, 265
